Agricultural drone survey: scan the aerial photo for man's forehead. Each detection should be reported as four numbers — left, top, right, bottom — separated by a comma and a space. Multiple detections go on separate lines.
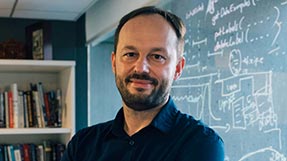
120, 14, 172, 32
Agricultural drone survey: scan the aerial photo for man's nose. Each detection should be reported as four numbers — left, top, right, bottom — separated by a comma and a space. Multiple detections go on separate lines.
134, 57, 150, 73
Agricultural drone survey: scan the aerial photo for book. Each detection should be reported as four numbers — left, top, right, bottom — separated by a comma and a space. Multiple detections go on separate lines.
11, 83, 19, 128
0, 145, 4, 161
3, 145, 8, 161
37, 82, 48, 127
13, 145, 21, 161
29, 144, 37, 161
43, 140, 52, 161
25, 91, 34, 127
36, 145, 44, 161
48, 91, 57, 127
23, 92, 29, 128
4, 92, 9, 128
52, 143, 56, 161
22, 144, 31, 161
8, 91, 14, 128
54, 144, 65, 161
56, 89, 62, 127
19, 145, 25, 161
18, 91, 25, 128
0, 92, 5, 128
7, 145, 15, 161
32, 91, 44, 128
44, 93, 51, 127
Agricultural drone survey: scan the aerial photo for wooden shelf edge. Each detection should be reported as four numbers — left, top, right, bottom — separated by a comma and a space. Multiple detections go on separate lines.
0, 59, 75, 66
0, 128, 71, 135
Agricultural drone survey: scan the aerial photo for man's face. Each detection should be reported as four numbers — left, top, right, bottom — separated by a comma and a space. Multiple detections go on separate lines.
112, 14, 184, 111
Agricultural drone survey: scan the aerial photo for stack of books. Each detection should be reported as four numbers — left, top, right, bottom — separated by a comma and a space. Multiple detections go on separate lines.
0, 82, 63, 128
0, 140, 65, 161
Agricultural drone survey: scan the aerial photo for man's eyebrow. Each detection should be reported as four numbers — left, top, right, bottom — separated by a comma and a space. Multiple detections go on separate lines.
120, 45, 137, 52
150, 47, 166, 53
119, 46, 167, 53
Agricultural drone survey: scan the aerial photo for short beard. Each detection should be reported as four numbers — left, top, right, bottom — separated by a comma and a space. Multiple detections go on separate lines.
115, 72, 169, 111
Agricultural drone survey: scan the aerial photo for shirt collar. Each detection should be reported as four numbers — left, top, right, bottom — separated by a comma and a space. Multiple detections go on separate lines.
107, 97, 179, 137
150, 97, 178, 134
110, 108, 126, 137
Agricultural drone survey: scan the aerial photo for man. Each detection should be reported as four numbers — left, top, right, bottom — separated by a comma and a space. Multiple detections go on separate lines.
61, 6, 224, 161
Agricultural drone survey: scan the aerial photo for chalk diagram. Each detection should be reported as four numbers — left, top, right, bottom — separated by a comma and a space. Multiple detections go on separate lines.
171, 0, 287, 161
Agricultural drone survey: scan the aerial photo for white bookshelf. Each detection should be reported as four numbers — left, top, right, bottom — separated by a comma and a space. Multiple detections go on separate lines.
0, 59, 75, 145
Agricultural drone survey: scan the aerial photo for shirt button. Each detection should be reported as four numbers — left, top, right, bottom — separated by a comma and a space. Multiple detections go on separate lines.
129, 140, 135, 145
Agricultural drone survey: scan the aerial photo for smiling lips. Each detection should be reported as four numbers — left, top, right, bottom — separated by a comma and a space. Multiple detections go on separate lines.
129, 78, 154, 90
125, 73, 158, 90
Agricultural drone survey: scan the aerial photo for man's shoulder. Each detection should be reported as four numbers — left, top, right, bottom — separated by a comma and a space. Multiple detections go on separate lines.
174, 113, 225, 160
176, 112, 223, 142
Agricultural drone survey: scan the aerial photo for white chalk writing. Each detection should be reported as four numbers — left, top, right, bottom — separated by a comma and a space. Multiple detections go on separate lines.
170, 0, 287, 160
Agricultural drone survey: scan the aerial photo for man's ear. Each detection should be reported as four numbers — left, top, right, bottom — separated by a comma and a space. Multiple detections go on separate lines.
174, 57, 185, 80
111, 52, 116, 74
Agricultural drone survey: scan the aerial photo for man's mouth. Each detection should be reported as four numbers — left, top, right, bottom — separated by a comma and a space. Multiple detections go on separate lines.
125, 73, 158, 86
129, 79, 154, 89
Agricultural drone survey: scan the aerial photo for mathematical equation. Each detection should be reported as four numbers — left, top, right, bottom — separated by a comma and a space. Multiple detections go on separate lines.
170, 0, 287, 160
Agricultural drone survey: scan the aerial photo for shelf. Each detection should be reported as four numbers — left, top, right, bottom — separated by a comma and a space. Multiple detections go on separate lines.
0, 59, 75, 72
0, 59, 75, 145
0, 128, 73, 144
0, 128, 71, 135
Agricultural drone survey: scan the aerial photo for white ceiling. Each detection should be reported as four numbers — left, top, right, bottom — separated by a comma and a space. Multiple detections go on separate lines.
0, 0, 99, 21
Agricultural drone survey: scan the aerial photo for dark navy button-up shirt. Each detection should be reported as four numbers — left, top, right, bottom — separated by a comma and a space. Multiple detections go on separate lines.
61, 98, 224, 161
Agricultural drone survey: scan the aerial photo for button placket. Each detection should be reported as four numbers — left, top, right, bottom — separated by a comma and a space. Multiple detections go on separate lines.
129, 140, 135, 145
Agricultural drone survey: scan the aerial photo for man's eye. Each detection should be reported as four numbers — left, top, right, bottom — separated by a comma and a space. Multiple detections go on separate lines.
122, 52, 138, 62
150, 54, 166, 62
124, 52, 136, 57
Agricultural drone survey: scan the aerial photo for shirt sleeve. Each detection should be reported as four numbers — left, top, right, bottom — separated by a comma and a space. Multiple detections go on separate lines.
195, 136, 225, 161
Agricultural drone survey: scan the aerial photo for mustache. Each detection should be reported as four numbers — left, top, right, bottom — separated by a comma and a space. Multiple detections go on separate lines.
125, 73, 158, 85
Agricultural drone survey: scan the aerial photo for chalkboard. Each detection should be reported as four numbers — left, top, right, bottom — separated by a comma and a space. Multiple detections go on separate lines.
163, 0, 287, 160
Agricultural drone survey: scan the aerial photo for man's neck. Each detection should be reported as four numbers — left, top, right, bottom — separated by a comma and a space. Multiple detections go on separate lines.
123, 104, 163, 136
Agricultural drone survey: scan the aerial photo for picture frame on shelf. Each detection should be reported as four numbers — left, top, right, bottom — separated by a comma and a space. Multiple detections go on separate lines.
26, 22, 52, 60
0, 39, 26, 59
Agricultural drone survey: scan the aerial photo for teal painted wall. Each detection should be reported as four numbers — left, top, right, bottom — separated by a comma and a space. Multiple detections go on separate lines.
0, 16, 88, 131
